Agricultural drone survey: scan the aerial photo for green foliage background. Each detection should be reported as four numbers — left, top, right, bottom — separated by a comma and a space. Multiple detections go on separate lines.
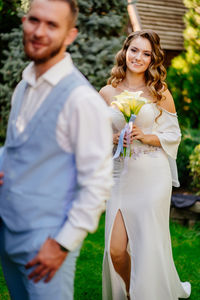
0, 0, 21, 57
0, 2, 199, 297
167, 0, 200, 190
69, 0, 128, 90
177, 128, 200, 188
167, 0, 200, 129
0, 0, 128, 143
188, 144, 200, 195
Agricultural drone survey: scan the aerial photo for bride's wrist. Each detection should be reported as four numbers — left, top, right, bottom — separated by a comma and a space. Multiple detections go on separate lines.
140, 134, 161, 147
113, 134, 119, 145
139, 134, 148, 144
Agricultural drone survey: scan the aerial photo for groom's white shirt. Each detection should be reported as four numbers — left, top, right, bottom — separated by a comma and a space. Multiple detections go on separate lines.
11, 53, 113, 251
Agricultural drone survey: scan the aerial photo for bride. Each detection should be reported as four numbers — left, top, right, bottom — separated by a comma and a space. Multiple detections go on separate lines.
100, 30, 191, 300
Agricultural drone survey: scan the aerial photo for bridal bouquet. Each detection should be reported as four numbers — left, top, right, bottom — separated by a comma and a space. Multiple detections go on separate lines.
111, 90, 148, 158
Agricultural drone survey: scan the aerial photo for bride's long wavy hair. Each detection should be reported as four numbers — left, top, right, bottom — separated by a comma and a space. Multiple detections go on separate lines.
107, 30, 167, 103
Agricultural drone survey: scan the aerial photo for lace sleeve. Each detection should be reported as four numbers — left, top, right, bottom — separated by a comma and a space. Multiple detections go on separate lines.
152, 106, 181, 159
152, 105, 181, 187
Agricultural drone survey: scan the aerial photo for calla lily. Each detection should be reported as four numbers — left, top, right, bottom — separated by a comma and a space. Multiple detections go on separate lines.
121, 102, 131, 119
111, 101, 131, 121
111, 90, 150, 158
111, 90, 149, 121
111, 101, 124, 113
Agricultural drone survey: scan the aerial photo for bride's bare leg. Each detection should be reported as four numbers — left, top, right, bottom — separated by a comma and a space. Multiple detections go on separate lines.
110, 210, 131, 294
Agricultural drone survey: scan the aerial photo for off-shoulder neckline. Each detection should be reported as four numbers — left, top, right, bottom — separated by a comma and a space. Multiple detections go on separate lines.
113, 89, 177, 116
109, 98, 177, 117
155, 104, 177, 116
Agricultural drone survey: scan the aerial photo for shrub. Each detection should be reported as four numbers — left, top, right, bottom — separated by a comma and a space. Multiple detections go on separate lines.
0, 27, 28, 145
167, 0, 200, 129
177, 127, 200, 188
168, 0, 200, 189
188, 144, 200, 194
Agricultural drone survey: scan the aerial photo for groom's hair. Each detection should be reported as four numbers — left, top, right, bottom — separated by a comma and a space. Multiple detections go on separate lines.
30, 0, 79, 26
50, 0, 79, 25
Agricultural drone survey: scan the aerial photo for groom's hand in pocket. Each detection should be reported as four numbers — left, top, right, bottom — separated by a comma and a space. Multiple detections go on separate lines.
25, 238, 68, 283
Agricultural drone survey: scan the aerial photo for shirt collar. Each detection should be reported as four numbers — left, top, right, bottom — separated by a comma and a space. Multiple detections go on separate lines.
22, 53, 74, 87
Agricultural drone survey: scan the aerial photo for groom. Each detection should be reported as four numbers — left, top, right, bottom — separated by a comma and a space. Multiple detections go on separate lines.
0, 0, 113, 299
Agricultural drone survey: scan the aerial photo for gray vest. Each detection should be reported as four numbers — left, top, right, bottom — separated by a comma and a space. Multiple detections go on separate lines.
0, 67, 91, 233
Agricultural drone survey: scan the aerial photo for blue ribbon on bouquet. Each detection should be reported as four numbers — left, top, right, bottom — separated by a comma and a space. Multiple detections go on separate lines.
113, 114, 136, 159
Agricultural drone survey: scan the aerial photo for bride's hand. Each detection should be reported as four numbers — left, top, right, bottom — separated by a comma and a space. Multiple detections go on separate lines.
113, 131, 134, 147
113, 129, 135, 147
113, 133, 120, 145
132, 125, 145, 142
123, 132, 134, 147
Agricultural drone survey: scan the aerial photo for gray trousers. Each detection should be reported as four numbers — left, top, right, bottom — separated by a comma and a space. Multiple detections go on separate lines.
0, 222, 81, 300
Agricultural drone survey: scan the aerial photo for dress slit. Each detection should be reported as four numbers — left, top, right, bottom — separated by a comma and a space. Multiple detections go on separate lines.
104, 208, 133, 300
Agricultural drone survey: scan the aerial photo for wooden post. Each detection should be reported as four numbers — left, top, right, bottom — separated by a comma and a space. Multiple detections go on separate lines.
127, 0, 142, 32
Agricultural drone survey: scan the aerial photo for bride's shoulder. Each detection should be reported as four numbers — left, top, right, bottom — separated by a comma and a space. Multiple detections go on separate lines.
99, 85, 118, 106
158, 89, 176, 114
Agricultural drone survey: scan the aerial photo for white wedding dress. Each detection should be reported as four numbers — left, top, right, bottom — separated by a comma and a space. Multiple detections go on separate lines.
103, 101, 191, 300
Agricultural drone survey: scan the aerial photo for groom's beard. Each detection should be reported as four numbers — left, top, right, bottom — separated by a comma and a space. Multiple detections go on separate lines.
23, 35, 65, 65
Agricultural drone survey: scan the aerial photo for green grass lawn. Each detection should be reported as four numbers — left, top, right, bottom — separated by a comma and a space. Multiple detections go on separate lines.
0, 214, 199, 299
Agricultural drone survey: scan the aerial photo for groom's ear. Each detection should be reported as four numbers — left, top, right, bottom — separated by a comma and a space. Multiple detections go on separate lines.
64, 27, 78, 48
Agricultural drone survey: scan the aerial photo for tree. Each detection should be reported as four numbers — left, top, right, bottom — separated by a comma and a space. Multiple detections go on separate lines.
69, 0, 128, 90
0, 0, 129, 142
167, 0, 200, 129
0, 0, 23, 144
0, 0, 21, 34
167, 0, 200, 188
0, 27, 28, 144
0, 0, 22, 69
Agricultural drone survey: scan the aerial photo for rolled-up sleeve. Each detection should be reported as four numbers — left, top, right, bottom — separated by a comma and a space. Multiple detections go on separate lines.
55, 86, 113, 251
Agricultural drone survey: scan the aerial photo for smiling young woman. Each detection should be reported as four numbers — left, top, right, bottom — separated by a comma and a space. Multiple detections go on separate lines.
100, 30, 191, 300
